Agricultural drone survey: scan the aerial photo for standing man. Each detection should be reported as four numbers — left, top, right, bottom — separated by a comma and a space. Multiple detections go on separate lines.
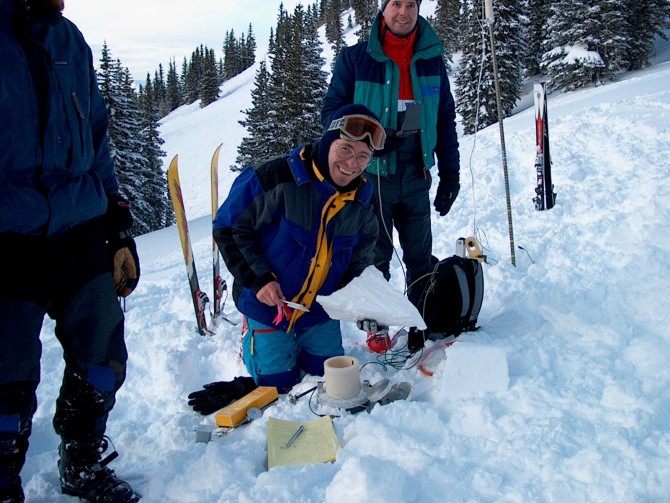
213, 105, 384, 393
0, 0, 140, 501
322, 0, 460, 353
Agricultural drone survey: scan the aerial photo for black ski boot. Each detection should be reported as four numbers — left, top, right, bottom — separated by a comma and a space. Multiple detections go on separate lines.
0, 480, 24, 503
0, 429, 27, 503
58, 436, 139, 502
407, 327, 426, 354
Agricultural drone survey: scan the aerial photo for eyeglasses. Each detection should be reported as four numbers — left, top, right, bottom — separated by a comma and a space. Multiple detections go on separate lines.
334, 142, 374, 168
328, 114, 386, 150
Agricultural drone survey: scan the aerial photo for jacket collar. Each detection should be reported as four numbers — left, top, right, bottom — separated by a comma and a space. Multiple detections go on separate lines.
367, 13, 444, 62
288, 144, 373, 208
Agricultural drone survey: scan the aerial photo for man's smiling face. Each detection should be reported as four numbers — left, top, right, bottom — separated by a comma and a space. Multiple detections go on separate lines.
382, 0, 419, 37
327, 140, 372, 188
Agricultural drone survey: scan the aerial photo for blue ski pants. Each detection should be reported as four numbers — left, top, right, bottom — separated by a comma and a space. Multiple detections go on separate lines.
0, 219, 128, 489
242, 317, 344, 393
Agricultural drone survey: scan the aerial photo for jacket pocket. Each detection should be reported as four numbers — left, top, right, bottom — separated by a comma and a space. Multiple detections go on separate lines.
264, 217, 310, 292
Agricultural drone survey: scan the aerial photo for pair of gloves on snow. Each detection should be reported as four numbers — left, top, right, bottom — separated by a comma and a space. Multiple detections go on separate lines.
106, 194, 140, 297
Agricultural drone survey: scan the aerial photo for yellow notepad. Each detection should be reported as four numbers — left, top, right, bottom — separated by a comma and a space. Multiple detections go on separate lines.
267, 416, 339, 469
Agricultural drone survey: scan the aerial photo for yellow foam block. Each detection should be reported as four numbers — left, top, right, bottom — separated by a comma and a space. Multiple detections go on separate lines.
215, 386, 278, 427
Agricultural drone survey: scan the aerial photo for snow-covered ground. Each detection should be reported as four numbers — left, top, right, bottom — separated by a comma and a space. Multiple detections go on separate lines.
21, 5, 670, 503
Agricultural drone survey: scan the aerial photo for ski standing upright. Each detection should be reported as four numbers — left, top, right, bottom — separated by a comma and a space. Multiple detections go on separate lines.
167, 155, 213, 335
210, 144, 227, 325
533, 82, 556, 211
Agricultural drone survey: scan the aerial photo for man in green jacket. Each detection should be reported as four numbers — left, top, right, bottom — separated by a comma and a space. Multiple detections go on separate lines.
322, 0, 460, 353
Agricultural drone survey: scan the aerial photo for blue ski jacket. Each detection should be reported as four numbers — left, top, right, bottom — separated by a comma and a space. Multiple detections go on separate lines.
213, 144, 379, 332
0, 2, 118, 237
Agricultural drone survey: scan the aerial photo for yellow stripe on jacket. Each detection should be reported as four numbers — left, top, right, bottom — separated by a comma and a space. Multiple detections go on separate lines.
287, 161, 356, 332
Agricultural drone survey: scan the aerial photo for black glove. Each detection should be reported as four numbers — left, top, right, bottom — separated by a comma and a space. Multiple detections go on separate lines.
187, 376, 258, 415
106, 194, 140, 297
434, 171, 460, 216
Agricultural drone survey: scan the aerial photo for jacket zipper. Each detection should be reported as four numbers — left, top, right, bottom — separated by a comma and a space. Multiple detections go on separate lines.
70, 90, 85, 156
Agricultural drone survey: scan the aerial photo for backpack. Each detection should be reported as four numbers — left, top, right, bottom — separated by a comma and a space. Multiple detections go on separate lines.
419, 255, 484, 337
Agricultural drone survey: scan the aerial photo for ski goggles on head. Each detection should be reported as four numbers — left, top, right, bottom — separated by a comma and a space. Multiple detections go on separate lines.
328, 114, 386, 150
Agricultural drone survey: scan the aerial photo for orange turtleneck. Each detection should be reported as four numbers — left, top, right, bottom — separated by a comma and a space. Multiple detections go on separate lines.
380, 18, 417, 107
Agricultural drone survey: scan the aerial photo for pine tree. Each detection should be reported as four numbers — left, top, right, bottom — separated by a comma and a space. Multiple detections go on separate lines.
222, 27, 258, 83
98, 43, 168, 235
276, 4, 327, 149
137, 76, 171, 230
433, 0, 461, 72
623, 0, 670, 70
455, 0, 524, 134
293, 4, 329, 145
234, 3, 329, 169
182, 47, 203, 104
319, 0, 328, 24
325, 0, 346, 63
352, 0, 377, 42
180, 56, 189, 101
244, 23, 257, 70
233, 60, 275, 170
524, 0, 550, 76
152, 63, 169, 117
165, 58, 182, 113
200, 47, 220, 107
456, 1, 487, 134
223, 30, 239, 80
98, 44, 144, 207
541, 0, 628, 92
490, 0, 524, 112
266, 3, 294, 156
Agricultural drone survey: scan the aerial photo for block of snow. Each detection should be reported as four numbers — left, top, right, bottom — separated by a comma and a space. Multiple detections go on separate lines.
432, 342, 509, 399
317, 266, 426, 329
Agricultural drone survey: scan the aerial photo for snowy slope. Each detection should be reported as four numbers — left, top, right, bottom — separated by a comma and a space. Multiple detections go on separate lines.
22, 5, 670, 502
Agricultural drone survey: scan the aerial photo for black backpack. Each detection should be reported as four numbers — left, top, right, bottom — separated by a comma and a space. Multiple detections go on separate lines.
419, 255, 484, 337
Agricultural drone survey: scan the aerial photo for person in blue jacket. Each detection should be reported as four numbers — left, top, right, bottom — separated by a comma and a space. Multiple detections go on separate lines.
213, 104, 385, 394
321, 0, 460, 353
0, 1, 140, 501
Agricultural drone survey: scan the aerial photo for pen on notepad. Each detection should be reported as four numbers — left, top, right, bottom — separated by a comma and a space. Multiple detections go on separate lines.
283, 425, 304, 448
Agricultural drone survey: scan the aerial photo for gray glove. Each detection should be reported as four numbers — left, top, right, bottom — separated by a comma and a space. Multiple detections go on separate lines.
356, 319, 388, 334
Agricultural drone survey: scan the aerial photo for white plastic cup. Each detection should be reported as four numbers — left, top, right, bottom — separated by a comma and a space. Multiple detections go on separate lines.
323, 356, 361, 400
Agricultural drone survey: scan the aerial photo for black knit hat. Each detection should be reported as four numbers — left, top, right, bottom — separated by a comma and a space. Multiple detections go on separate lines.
319, 104, 381, 170
381, 0, 421, 13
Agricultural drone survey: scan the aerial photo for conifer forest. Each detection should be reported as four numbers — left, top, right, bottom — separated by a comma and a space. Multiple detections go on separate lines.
100, 0, 669, 235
